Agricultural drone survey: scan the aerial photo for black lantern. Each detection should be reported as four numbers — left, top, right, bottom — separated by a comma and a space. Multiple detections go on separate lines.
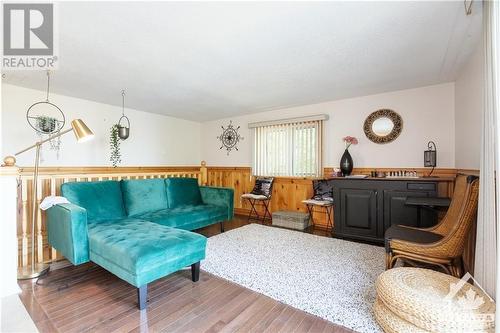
424, 141, 437, 176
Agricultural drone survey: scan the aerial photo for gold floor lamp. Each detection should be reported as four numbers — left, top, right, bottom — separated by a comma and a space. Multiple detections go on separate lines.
3, 119, 94, 279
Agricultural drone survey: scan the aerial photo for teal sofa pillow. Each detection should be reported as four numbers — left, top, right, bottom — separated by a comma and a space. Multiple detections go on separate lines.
165, 178, 202, 208
61, 180, 126, 222
121, 179, 168, 216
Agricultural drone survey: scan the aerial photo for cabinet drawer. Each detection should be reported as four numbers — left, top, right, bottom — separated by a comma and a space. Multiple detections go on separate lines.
407, 182, 436, 191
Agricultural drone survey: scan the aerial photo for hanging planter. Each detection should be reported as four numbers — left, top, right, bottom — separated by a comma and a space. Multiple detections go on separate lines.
118, 115, 130, 140
26, 71, 66, 160
36, 115, 58, 133
118, 90, 130, 140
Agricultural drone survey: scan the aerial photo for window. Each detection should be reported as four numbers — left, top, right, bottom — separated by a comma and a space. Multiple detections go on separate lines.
251, 116, 325, 177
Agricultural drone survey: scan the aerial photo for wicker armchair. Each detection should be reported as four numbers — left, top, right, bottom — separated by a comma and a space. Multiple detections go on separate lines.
385, 174, 479, 277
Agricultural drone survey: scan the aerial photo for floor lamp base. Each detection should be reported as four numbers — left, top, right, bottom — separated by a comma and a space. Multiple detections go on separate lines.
17, 263, 50, 280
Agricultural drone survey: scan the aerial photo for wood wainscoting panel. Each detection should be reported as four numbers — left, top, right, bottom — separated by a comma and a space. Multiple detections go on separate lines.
207, 166, 459, 230
207, 167, 331, 229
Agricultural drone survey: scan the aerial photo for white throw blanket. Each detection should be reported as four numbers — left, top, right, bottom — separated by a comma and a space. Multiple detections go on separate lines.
40, 196, 70, 210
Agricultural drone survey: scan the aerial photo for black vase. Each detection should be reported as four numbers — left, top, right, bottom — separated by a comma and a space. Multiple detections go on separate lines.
340, 149, 353, 176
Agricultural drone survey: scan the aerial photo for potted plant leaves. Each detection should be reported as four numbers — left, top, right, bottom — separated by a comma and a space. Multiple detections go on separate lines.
36, 116, 58, 134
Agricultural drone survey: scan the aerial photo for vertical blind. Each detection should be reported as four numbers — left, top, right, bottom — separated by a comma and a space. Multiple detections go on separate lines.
252, 120, 323, 177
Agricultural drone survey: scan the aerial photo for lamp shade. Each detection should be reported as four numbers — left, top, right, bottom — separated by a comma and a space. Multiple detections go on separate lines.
71, 119, 94, 142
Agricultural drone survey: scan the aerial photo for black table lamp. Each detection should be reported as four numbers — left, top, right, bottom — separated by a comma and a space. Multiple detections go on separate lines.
424, 141, 437, 176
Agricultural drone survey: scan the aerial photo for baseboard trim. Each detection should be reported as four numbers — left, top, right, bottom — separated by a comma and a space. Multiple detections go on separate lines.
235, 208, 250, 215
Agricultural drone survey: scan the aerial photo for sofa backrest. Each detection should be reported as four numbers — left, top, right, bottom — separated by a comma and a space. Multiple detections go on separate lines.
121, 178, 168, 216
165, 178, 202, 208
61, 180, 126, 222
61, 178, 204, 220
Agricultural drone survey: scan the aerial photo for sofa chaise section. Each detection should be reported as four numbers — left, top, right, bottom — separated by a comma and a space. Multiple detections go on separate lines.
88, 218, 206, 309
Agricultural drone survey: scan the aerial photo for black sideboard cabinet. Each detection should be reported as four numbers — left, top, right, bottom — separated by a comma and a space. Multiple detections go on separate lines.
329, 178, 441, 244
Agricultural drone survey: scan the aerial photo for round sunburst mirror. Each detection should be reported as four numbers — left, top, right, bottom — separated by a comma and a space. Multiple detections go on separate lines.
363, 109, 403, 144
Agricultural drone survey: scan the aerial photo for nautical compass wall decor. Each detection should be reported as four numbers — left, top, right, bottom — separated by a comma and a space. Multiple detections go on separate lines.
217, 121, 243, 155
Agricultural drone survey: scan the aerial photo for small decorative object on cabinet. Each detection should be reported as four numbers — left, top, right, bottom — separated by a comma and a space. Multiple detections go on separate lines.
217, 120, 243, 155
117, 90, 130, 140
331, 167, 342, 177
340, 136, 357, 176
424, 141, 437, 177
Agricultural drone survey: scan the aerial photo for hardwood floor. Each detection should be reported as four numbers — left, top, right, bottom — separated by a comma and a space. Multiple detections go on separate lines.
19, 216, 353, 333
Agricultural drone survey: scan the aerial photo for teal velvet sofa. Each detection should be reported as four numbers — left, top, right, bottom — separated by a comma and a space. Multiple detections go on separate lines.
47, 177, 234, 309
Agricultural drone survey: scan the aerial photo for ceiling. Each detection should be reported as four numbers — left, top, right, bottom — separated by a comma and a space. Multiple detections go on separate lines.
3, 1, 483, 122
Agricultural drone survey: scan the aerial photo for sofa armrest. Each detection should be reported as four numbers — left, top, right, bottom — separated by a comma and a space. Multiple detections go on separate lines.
200, 186, 234, 220
47, 203, 90, 265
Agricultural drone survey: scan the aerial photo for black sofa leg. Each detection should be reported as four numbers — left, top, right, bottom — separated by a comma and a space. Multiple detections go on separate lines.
191, 261, 200, 282
220, 221, 225, 233
137, 285, 147, 310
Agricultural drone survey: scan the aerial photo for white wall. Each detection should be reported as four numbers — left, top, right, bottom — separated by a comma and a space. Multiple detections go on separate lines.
202, 83, 456, 168
1, 84, 202, 167
455, 42, 483, 170
2, 82, 459, 169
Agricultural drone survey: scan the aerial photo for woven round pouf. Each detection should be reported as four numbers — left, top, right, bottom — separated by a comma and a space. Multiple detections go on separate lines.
374, 297, 427, 333
375, 267, 495, 333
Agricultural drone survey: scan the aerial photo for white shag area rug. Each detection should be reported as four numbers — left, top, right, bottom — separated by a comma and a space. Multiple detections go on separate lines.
202, 224, 385, 333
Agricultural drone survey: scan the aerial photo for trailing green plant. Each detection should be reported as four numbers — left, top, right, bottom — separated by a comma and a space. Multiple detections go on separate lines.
110, 124, 121, 167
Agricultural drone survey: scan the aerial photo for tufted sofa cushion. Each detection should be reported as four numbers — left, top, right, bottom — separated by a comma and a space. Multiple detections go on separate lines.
61, 181, 126, 222
87, 218, 207, 287
136, 204, 228, 230
121, 178, 168, 216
